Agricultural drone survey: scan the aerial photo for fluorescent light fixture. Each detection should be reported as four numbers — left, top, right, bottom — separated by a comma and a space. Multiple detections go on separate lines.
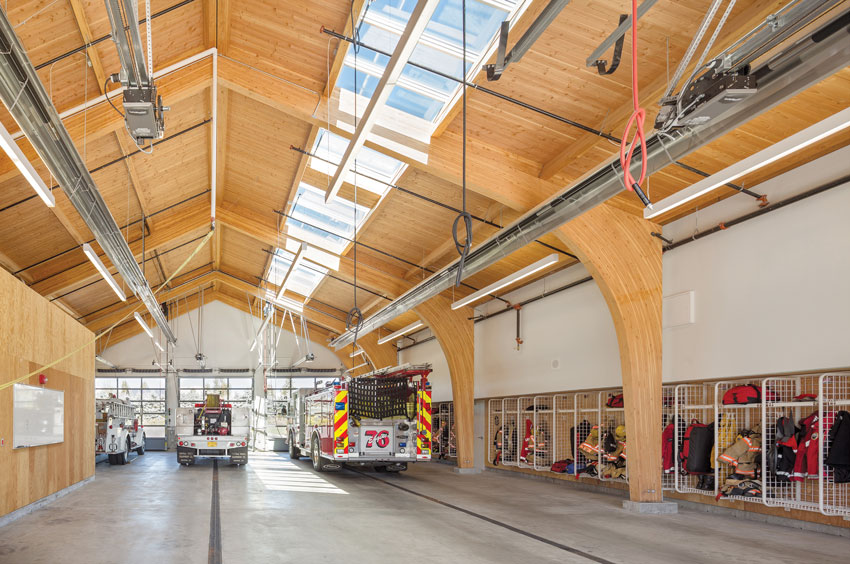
451, 253, 559, 310
154, 341, 164, 352
377, 321, 424, 345
249, 339, 257, 352
134, 312, 154, 338
82, 243, 126, 301
349, 348, 365, 358
349, 362, 369, 371
646, 106, 850, 219
276, 243, 308, 300
95, 355, 116, 368
0, 119, 54, 207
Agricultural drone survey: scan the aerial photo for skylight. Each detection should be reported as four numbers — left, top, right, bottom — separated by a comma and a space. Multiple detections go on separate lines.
266, 247, 329, 299
286, 183, 369, 255
310, 129, 406, 195
337, 0, 527, 128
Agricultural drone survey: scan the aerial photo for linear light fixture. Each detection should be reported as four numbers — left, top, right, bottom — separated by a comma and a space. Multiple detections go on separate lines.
134, 312, 154, 339
451, 253, 559, 310
349, 362, 369, 372
350, 348, 365, 358
276, 243, 308, 300
293, 353, 315, 368
249, 339, 258, 352
95, 355, 116, 368
0, 119, 54, 207
646, 106, 850, 219
82, 243, 126, 301
154, 341, 164, 352
377, 321, 424, 345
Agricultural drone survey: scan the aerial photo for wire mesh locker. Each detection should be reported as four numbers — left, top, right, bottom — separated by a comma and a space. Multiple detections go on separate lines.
552, 394, 575, 475
598, 390, 627, 482
761, 375, 820, 511
533, 396, 554, 471
715, 380, 763, 503
518, 396, 535, 468
447, 401, 457, 458
819, 372, 850, 517
574, 392, 601, 479
488, 399, 504, 466
431, 402, 442, 458
674, 383, 715, 495
661, 385, 676, 491
501, 398, 519, 466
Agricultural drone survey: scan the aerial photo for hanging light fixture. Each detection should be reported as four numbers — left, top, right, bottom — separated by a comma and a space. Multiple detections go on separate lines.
376, 321, 424, 345
82, 243, 126, 301
451, 254, 559, 310
0, 120, 54, 207
134, 312, 154, 338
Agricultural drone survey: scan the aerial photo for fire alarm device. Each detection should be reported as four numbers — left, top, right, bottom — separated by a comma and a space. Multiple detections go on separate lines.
38, 374, 48, 385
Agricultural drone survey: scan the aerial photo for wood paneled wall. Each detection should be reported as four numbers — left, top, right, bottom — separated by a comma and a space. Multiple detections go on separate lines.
0, 267, 95, 518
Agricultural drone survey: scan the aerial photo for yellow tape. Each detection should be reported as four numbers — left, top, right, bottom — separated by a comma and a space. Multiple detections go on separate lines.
0, 228, 215, 392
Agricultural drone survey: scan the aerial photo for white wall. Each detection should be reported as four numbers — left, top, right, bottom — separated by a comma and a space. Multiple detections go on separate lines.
398, 328, 452, 402
474, 264, 620, 397
662, 148, 850, 381
100, 300, 344, 370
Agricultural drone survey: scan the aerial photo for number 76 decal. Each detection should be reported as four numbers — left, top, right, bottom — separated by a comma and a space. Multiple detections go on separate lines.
365, 430, 390, 448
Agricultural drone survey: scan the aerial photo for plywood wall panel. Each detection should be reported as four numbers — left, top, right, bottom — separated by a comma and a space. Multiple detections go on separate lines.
0, 266, 95, 518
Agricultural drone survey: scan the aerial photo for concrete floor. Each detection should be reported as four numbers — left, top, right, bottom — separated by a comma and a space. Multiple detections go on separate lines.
0, 451, 845, 564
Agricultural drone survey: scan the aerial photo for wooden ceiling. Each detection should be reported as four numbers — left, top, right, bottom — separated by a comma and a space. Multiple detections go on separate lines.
0, 0, 847, 355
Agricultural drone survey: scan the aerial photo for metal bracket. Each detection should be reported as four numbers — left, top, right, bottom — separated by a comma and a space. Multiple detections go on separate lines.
585, 0, 659, 69
483, 21, 510, 81
594, 14, 628, 75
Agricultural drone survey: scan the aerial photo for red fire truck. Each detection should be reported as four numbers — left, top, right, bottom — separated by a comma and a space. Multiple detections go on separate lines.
288, 364, 432, 472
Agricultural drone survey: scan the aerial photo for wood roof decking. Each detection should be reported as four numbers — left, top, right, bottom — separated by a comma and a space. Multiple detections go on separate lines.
0, 0, 845, 346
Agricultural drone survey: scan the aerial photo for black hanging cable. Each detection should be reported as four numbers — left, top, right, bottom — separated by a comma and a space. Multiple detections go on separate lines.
345, 0, 364, 347
453, 0, 472, 287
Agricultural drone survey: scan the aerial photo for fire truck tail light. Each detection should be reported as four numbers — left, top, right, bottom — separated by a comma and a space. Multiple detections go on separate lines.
108, 425, 112, 429
241, 441, 246, 447
190, 443, 196, 447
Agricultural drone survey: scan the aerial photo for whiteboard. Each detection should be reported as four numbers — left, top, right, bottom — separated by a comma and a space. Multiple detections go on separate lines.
13, 384, 64, 448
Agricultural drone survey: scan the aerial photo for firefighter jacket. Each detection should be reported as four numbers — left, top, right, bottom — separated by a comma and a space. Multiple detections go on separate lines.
662, 422, 674, 473
792, 412, 825, 482
826, 411, 850, 483
712, 413, 739, 471
579, 426, 600, 461
718, 426, 761, 477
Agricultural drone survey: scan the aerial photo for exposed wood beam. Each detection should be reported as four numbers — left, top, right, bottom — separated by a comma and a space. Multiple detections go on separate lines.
31, 199, 210, 298
216, 0, 231, 55
325, 0, 440, 203
203, 0, 217, 49
212, 223, 222, 271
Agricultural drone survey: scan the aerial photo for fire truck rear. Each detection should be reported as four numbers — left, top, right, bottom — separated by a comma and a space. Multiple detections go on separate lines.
175, 393, 250, 466
288, 364, 432, 472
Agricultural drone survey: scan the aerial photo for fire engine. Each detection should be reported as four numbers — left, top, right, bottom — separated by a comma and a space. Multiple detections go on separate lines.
175, 393, 250, 466
95, 396, 145, 465
288, 364, 433, 472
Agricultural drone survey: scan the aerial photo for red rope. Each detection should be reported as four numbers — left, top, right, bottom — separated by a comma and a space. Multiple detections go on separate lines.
619, 0, 647, 192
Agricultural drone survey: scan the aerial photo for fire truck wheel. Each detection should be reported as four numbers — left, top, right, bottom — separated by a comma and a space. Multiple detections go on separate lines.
289, 433, 301, 460
120, 438, 130, 465
108, 454, 117, 465
136, 435, 146, 455
374, 465, 387, 473
311, 435, 328, 472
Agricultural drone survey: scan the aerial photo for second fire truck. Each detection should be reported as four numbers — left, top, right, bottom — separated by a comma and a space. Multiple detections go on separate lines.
288, 364, 433, 472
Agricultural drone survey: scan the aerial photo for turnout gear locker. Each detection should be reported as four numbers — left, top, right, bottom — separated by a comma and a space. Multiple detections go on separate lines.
826, 410, 850, 483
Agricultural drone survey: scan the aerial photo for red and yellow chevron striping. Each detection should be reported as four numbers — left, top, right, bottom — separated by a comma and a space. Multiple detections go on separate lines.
417, 389, 432, 458
333, 390, 348, 457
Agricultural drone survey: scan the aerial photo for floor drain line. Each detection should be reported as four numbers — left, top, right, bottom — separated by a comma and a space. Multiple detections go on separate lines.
208, 460, 222, 564
349, 469, 616, 564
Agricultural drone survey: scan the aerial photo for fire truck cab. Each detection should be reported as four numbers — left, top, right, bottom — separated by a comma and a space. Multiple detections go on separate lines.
288, 364, 433, 472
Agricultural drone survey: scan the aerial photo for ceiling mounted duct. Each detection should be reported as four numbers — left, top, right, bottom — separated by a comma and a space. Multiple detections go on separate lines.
0, 10, 176, 343
331, 7, 850, 350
